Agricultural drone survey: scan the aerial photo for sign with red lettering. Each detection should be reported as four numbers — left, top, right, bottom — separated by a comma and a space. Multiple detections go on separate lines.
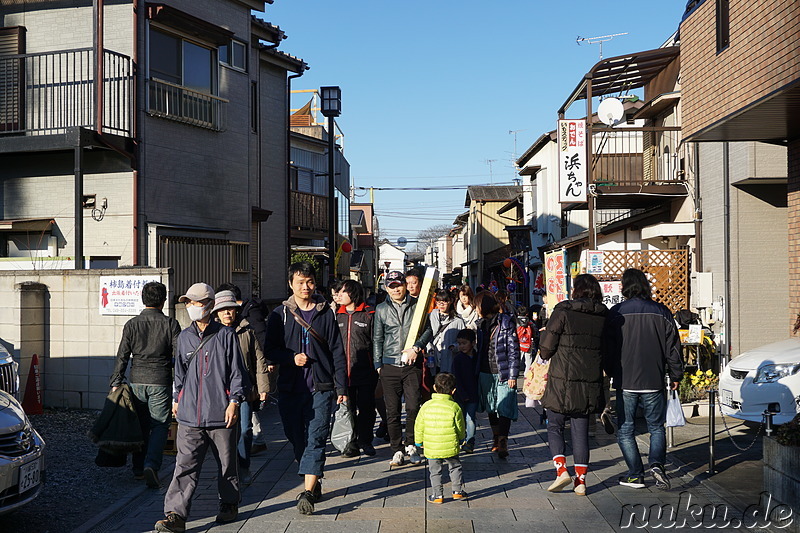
558, 119, 587, 203
544, 250, 568, 303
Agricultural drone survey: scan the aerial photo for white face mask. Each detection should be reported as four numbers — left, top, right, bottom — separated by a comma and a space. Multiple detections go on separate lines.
187, 303, 211, 322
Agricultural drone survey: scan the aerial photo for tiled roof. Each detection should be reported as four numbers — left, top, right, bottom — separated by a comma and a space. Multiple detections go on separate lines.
251, 15, 285, 43
465, 185, 522, 206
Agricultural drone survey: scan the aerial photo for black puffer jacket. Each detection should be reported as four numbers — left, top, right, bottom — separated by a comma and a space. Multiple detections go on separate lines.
539, 298, 608, 415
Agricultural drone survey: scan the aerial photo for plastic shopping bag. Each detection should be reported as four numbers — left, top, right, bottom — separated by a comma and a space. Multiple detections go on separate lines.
666, 389, 686, 427
330, 401, 355, 453
523, 356, 550, 401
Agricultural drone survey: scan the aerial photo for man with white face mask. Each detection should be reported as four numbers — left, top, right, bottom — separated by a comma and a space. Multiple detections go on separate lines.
156, 283, 249, 533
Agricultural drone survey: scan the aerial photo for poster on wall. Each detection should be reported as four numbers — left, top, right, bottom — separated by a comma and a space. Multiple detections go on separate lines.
586, 250, 604, 275
544, 250, 568, 304
600, 280, 623, 308
99, 275, 162, 315
558, 119, 587, 203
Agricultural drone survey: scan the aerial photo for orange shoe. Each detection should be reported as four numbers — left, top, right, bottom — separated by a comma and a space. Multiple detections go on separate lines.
452, 491, 468, 500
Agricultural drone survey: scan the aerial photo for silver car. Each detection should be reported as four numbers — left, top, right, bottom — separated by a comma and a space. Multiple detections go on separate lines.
0, 348, 46, 515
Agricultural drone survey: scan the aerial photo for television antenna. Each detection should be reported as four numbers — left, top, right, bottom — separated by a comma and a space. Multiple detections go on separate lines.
485, 159, 498, 184
576, 32, 628, 60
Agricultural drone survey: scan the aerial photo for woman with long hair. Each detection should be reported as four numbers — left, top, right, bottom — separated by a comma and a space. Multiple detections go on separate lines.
474, 291, 520, 458
456, 284, 478, 330
539, 274, 608, 496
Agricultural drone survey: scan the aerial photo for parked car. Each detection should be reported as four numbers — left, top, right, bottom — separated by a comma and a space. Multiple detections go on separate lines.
719, 338, 800, 425
0, 345, 20, 397
0, 389, 46, 514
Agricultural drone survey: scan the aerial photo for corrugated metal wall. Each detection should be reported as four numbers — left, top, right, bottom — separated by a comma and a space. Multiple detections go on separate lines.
158, 236, 231, 298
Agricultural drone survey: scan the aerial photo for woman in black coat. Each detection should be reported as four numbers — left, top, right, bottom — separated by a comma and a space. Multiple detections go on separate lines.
538, 274, 607, 496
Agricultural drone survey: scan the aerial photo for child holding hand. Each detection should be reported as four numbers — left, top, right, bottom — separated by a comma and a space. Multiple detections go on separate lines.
452, 329, 479, 453
414, 373, 467, 503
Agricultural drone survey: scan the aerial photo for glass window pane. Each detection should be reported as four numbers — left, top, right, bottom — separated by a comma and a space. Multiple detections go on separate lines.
232, 41, 246, 69
183, 41, 212, 94
149, 29, 181, 84
218, 43, 229, 65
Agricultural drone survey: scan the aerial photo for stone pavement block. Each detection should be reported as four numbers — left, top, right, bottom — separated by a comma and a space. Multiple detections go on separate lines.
563, 520, 616, 533
426, 519, 474, 533
285, 519, 379, 533
514, 508, 601, 523
376, 518, 425, 533
471, 519, 541, 533
467, 497, 552, 510
237, 519, 291, 533
426, 507, 516, 521
336, 507, 424, 520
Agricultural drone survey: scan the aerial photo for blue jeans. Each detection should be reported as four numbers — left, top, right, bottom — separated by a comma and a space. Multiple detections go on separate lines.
130, 384, 172, 473
278, 390, 334, 477
616, 390, 667, 478
459, 401, 478, 445
237, 400, 256, 469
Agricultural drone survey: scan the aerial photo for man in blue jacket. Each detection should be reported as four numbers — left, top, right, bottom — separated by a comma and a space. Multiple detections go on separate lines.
604, 268, 683, 491
155, 283, 249, 533
265, 262, 347, 516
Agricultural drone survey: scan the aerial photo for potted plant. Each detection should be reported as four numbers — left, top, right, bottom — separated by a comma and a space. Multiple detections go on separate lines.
763, 414, 800, 533
678, 369, 719, 418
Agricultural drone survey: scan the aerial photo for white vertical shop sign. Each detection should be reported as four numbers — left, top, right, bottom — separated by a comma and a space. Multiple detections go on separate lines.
558, 119, 587, 203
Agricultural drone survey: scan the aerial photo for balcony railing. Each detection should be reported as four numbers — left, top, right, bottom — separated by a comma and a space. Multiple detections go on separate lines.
592, 127, 683, 186
147, 78, 227, 131
0, 48, 132, 136
291, 190, 328, 233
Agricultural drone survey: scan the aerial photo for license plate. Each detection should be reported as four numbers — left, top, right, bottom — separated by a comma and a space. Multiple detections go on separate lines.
18, 460, 40, 494
721, 389, 733, 408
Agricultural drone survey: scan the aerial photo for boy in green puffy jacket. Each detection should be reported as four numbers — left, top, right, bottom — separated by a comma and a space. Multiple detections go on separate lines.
414, 373, 467, 503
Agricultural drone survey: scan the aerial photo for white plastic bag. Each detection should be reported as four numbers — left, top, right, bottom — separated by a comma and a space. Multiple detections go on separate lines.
665, 389, 686, 427
330, 401, 355, 453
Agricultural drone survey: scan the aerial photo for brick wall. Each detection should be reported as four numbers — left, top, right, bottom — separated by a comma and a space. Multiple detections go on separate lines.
680, 0, 800, 139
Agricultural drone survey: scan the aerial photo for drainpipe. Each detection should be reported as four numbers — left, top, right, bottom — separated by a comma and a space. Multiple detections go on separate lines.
693, 142, 703, 272
93, 0, 104, 132
287, 69, 306, 273
132, 0, 140, 265
722, 142, 731, 359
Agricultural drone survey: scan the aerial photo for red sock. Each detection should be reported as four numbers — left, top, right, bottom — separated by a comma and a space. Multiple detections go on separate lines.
574, 464, 588, 485
553, 455, 567, 476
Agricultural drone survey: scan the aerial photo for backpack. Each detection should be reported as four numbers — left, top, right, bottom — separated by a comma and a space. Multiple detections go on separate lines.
517, 324, 532, 352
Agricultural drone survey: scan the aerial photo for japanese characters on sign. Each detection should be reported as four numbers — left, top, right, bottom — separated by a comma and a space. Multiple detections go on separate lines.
601, 280, 623, 308
544, 250, 569, 304
558, 119, 587, 203
99, 275, 162, 315
586, 250, 604, 275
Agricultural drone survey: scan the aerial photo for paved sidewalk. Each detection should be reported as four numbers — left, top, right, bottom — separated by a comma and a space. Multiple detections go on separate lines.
76, 394, 771, 533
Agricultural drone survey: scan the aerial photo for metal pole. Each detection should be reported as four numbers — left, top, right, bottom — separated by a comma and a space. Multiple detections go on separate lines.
74, 145, 84, 270
707, 389, 716, 474
327, 114, 336, 287
585, 77, 596, 249
93, 0, 104, 132
667, 426, 674, 449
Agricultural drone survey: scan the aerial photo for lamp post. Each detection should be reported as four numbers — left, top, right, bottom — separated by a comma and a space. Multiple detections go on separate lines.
320, 86, 341, 288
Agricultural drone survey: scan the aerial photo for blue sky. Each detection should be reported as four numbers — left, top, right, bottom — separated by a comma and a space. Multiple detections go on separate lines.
259, 1, 688, 246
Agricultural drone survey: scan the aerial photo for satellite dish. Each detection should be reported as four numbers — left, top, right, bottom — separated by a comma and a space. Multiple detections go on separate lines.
397, 237, 407, 248
598, 97, 625, 126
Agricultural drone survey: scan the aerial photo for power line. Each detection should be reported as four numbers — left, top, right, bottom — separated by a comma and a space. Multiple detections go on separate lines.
357, 182, 514, 191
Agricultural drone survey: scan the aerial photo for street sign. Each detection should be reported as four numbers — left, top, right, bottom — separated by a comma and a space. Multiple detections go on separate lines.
397, 237, 407, 248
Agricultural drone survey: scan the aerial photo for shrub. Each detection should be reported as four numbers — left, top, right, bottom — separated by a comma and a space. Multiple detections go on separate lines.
775, 413, 800, 447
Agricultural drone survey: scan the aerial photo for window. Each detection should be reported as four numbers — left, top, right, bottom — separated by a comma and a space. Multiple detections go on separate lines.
716, 0, 730, 52
250, 81, 258, 133
219, 39, 247, 71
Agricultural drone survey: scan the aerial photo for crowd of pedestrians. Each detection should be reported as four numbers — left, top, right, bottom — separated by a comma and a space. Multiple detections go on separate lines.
108, 263, 683, 533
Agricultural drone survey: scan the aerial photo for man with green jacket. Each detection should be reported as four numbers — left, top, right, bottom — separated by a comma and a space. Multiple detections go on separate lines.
414, 373, 466, 503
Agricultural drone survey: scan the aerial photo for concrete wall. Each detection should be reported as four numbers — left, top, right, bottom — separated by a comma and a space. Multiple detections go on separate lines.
0, 268, 171, 410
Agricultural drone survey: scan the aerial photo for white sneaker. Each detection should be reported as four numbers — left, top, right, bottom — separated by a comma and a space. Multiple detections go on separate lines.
406, 445, 422, 464
390, 450, 405, 466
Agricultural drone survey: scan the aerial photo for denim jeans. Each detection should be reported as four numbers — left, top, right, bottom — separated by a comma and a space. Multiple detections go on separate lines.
458, 401, 478, 445
237, 400, 256, 469
616, 389, 667, 478
278, 390, 334, 477
546, 411, 589, 465
130, 384, 172, 473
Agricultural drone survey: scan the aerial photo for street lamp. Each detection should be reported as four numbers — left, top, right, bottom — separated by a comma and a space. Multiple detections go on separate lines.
320, 86, 341, 288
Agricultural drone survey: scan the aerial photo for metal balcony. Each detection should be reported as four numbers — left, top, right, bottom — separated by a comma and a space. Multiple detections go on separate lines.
291, 190, 328, 235
0, 48, 132, 136
147, 78, 227, 131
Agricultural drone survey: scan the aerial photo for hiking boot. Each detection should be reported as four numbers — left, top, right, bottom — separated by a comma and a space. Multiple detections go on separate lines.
619, 476, 646, 489
143, 467, 161, 489
216, 503, 238, 523
311, 479, 323, 502
390, 450, 405, 466
452, 491, 468, 500
547, 471, 573, 492
600, 408, 615, 435
650, 464, 671, 490
361, 443, 376, 456
342, 443, 361, 458
155, 513, 186, 533
296, 490, 315, 515
406, 445, 422, 464
427, 494, 444, 504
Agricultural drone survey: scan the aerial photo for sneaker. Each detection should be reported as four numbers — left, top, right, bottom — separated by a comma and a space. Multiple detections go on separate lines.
251, 443, 268, 455
547, 471, 573, 492
133, 471, 144, 481
619, 476, 646, 489
342, 443, 361, 458
390, 450, 405, 466
427, 494, 444, 504
155, 513, 186, 533
600, 408, 615, 434
375, 424, 388, 440
296, 490, 315, 515
461, 441, 474, 454
406, 445, 422, 464
311, 479, 322, 502
240, 467, 253, 486
452, 491, 468, 500
216, 503, 238, 523
143, 467, 161, 489
361, 443, 376, 456
650, 464, 671, 490
574, 482, 587, 496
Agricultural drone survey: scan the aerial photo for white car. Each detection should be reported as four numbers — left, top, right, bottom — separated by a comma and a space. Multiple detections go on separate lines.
719, 338, 800, 425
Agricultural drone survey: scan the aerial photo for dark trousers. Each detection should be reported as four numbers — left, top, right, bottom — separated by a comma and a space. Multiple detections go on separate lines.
130, 384, 171, 474
163, 425, 239, 520
278, 390, 334, 477
546, 411, 590, 465
380, 364, 422, 452
347, 378, 378, 447
488, 413, 512, 437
